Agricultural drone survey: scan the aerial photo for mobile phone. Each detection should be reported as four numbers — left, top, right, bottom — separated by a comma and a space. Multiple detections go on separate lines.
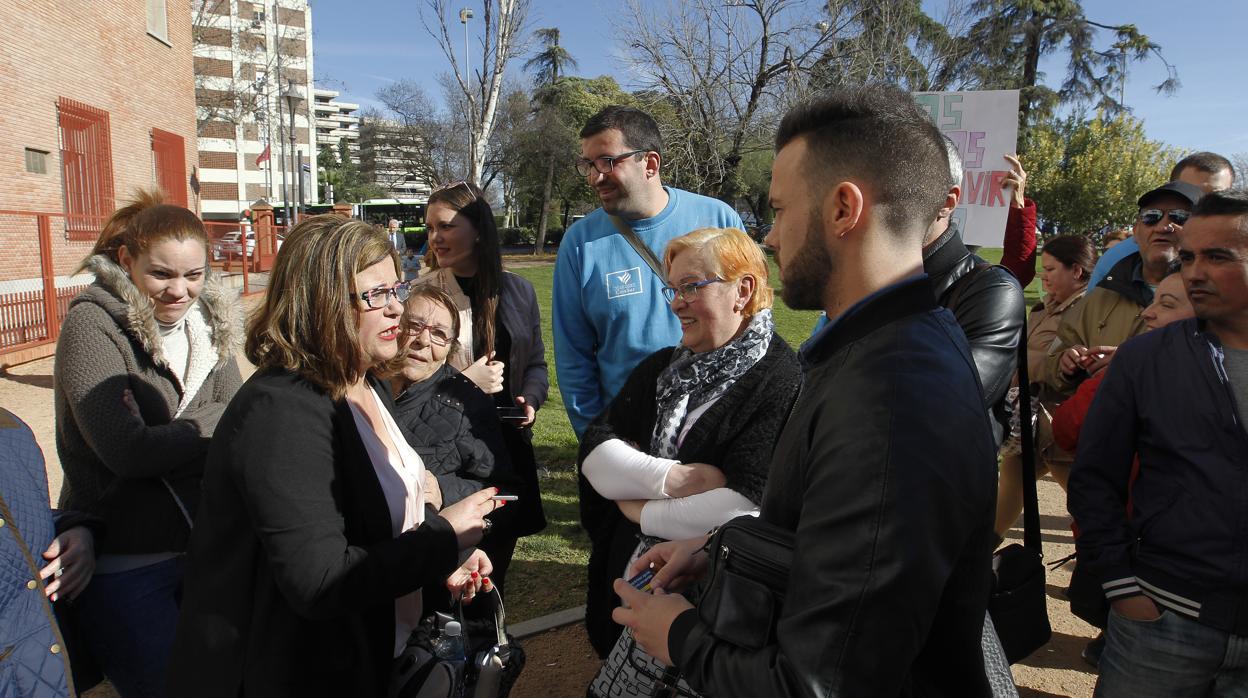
627, 567, 655, 592
489, 494, 518, 502
496, 406, 527, 422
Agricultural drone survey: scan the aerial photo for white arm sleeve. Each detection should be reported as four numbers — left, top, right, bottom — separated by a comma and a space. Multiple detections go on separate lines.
581, 438, 677, 500
639, 488, 759, 540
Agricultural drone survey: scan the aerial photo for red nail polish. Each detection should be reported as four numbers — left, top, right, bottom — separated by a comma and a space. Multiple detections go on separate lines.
482, 577, 491, 586
470, 571, 478, 578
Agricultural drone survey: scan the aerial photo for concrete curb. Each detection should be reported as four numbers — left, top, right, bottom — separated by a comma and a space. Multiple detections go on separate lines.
510, 605, 586, 640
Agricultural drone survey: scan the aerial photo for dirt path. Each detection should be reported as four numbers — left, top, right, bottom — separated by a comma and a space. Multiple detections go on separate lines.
4, 347, 1096, 696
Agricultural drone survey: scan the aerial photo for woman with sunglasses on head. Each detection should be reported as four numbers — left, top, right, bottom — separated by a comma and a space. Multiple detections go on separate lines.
419, 181, 549, 552
53, 190, 243, 697
577, 228, 800, 692
168, 215, 500, 697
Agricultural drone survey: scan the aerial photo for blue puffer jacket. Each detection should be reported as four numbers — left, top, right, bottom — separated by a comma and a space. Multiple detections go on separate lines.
0, 409, 73, 697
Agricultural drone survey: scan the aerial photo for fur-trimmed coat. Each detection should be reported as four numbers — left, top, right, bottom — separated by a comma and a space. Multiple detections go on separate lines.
53, 254, 243, 555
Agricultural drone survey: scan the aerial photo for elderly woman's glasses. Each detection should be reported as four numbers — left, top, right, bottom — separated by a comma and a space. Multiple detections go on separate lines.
662, 277, 724, 304
358, 281, 412, 309
574, 150, 646, 177
406, 320, 453, 347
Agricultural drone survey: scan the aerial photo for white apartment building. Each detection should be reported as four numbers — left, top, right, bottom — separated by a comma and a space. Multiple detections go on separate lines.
313, 88, 360, 158
359, 118, 432, 200
193, 0, 317, 221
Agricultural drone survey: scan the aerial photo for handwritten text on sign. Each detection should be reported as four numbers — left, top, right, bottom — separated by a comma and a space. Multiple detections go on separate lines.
913, 90, 1020, 246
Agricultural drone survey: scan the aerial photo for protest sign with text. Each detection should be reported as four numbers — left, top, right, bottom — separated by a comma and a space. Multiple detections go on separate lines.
913, 90, 1021, 247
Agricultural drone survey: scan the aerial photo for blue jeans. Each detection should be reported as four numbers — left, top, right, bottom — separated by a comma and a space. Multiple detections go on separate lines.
74, 556, 184, 698
1096, 606, 1248, 697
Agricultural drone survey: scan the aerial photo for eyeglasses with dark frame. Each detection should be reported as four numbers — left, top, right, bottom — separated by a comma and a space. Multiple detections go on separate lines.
575, 150, 647, 177
357, 281, 412, 310
1139, 208, 1190, 226
405, 319, 454, 347
662, 277, 725, 304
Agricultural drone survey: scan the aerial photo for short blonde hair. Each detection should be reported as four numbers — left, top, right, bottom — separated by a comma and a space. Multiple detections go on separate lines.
663, 227, 773, 316
245, 214, 399, 399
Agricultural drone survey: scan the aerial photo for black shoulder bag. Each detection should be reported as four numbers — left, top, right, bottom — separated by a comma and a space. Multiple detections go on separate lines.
987, 306, 1052, 663
695, 516, 794, 650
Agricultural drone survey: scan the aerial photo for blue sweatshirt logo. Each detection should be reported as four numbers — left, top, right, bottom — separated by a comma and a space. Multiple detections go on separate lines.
605, 266, 643, 299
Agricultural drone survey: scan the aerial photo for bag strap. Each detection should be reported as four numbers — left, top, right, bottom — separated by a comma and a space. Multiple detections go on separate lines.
1014, 308, 1042, 554
607, 214, 666, 281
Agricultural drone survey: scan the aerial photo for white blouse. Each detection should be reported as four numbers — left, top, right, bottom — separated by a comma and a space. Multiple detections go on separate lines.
348, 386, 427, 657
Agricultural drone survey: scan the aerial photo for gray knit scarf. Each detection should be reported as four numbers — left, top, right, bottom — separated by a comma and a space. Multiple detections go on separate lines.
650, 309, 774, 459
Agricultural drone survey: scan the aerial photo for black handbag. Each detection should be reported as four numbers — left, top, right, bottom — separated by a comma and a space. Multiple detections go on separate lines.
390, 587, 525, 698
695, 516, 794, 650
987, 310, 1052, 663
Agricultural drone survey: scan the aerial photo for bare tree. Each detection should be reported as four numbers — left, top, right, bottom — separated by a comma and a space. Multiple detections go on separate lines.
368, 84, 464, 193
813, 0, 979, 92
419, 0, 533, 186
1233, 152, 1248, 187
192, 0, 307, 134
614, 0, 835, 204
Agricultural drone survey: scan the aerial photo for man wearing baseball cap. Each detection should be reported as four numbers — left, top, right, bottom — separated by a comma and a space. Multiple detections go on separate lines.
1044, 181, 1203, 395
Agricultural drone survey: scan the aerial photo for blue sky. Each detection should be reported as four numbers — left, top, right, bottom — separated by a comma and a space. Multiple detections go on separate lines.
310, 0, 1248, 157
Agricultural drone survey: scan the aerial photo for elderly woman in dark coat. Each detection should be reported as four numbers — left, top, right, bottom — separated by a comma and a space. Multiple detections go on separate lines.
391, 284, 521, 596
578, 228, 801, 682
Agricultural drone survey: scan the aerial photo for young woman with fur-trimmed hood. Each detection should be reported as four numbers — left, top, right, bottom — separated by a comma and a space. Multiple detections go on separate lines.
53, 190, 243, 696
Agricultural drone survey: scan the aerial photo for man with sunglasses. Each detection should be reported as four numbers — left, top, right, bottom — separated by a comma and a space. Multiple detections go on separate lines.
1088, 152, 1236, 289
1044, 181, 1203, 395
553, 105, 742, 438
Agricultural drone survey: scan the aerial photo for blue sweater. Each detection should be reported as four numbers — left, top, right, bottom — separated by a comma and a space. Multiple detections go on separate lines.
552, 187, 742, 436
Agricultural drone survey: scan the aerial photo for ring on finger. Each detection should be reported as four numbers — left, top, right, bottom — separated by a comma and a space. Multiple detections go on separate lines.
482, 518, 493, 535
54, 566, 64, 578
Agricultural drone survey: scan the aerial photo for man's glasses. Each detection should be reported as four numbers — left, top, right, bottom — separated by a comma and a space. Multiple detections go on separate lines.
405, 319, 453, 346
575, 150, 646, 177
1139, 208, 1190, 226
357, 281, 411, 310
662, 277, 724, 304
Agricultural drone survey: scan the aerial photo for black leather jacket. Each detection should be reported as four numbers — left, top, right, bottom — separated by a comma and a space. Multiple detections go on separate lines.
924, 225, 1025, 445
668, 277, 998, 697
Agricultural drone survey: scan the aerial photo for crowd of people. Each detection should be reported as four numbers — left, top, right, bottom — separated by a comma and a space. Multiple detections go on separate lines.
3, 83, 1248, 698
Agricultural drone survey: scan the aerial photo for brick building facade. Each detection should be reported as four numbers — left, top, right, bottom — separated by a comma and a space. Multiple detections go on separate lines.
194, 0, 318, 222
0, 0, 197, 363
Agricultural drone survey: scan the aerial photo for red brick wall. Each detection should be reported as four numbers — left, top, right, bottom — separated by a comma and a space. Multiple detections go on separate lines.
199, 151, 238, 169
0, 0, 198, 282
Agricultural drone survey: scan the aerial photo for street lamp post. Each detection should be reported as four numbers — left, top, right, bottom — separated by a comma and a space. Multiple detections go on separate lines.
459, 7, 474, 181
283, 79, 302, 226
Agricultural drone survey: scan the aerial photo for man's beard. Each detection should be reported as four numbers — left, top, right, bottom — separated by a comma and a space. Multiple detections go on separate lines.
780, 213, 835, 311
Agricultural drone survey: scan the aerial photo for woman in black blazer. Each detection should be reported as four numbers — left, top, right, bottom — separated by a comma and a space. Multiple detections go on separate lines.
167, 215, 502, 696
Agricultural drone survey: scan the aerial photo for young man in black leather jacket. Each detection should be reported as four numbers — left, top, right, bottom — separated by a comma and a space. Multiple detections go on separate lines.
613, 85, 999, 698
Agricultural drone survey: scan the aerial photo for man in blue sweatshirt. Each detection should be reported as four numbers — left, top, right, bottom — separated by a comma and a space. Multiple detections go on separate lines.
553, 106, 743, 437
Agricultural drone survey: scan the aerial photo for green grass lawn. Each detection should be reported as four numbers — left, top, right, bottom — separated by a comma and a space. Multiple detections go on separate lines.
504, 247, 1041, 621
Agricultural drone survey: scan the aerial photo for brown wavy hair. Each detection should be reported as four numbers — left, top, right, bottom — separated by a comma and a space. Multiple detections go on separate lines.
81, 189, 207, 270
424, 181, 502, 356
245, 214, 399, 399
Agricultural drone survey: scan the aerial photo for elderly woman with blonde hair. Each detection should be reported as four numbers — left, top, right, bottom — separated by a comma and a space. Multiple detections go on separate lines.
577, 227, 801, 694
